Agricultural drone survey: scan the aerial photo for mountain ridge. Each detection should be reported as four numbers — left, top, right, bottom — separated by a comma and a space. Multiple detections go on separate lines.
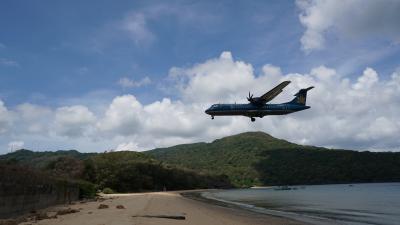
2, 131, 400, 187
146, 131, 315, 186
146, 131, 400, 186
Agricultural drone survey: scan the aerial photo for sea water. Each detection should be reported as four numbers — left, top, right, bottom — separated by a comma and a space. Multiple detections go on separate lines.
203, 183, 400, 225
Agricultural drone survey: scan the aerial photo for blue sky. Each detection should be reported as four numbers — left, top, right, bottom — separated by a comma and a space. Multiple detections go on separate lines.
1, 0, 400, 153
1, 1, 301, 105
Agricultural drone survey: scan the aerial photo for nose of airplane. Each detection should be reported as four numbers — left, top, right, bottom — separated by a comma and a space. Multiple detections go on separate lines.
205, 109, 210, 114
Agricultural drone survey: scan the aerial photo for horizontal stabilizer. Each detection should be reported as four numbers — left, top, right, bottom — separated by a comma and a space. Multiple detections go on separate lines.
294, 86, 314, 96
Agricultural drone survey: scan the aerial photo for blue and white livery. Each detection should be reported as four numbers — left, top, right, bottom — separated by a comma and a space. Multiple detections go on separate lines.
205, 81, 313, 122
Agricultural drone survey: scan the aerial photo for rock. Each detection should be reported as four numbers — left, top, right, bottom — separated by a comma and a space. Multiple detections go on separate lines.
98, 204, 109, 209
96, 197, 106, 202
47, 212, 58, 219
116, 205, 125, 209
35, 211, 57, 220
57, 208, 79, 215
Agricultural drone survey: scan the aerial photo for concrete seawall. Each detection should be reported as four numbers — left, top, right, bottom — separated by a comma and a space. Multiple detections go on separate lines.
0, 165, 79, 218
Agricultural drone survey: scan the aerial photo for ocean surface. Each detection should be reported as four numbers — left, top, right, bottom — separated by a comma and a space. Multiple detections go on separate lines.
202, 183, 400, 225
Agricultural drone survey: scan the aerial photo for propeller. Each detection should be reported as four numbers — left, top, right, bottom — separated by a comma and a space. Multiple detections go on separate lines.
247, 92, 254, 102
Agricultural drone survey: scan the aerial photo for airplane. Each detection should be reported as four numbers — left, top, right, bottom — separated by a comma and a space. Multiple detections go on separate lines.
205, 81, 313, 122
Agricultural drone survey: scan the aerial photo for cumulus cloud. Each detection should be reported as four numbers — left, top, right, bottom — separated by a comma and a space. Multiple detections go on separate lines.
97, 95, 142, 136
352, 68, 378, 90
0, 100, 13, 134
115, 142, 140, 151
16, 103, 52, 133
0, 52, 399, 152
117, 76, 151, 88
54, 105, 96, 137
297, 0, 400, 51
99, 52, 400, 151
165, 52, 400, 150
169, 51, 255, 103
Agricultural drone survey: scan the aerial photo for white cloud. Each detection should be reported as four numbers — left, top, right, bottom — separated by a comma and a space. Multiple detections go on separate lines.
357, 117, 398, 141
310, 66, 336, 81
1, 52, 400, 152
170, 51, 255, 103
165, 52, 400, 150
297, 0, 400, 52
8, 141, 24, 152
352, 67, 378, 90
17, 103, 51, 121
116, 3, 220, 46
118, 76, 151, 88
97, 95, 142, 136
54, 105, 96, 137
0, 58, 19, 67
121, 12, 155, 45
16, 103, 52, 133
115, 141, 140, 151
0, 100, 12, 134
143, 98, 209, 139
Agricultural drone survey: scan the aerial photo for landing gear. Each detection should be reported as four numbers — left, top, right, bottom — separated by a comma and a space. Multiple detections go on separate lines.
251, 117, 256, 122
211, 116, 214, 120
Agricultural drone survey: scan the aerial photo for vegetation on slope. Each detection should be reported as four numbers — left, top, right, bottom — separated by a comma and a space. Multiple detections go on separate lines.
255, 148, 400, 185
84, 151, 231, 192
147, 132, 400, 187
147, 132, 299, 186
0, 149, 95, 169
2, 131, 400, 190
0, 150, 232, 193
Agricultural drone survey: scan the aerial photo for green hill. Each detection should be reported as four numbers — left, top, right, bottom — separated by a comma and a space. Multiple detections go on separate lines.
0, 150, 231, 192
147, 132, 301, 186
84, 151, 231, 192
146, 132, 400, 187
2, 132, 400, 189
0, 149, 95, 169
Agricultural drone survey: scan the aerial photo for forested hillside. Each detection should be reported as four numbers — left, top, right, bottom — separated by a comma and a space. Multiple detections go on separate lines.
0, 149, 95, 169
0, 150, 232, 193
2, 131, 400, 189
147, 132, 400, 187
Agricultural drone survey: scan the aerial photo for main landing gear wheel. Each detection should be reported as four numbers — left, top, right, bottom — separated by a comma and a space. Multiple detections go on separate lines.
251, 117, 256, 122
211, 116, 214, 120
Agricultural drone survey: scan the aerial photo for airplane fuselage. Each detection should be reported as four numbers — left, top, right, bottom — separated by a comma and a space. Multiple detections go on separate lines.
205, 103, 310, 118
205, 81, 313, 122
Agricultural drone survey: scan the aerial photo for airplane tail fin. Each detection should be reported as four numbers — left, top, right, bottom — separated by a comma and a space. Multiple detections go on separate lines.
289, 86, 314, 105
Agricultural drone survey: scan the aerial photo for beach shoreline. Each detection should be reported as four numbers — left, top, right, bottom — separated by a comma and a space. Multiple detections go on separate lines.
185, 189, 328, 225
10, 190, 309, 225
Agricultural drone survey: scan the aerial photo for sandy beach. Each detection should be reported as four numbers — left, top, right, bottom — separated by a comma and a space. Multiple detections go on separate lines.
18, 191, 308, 225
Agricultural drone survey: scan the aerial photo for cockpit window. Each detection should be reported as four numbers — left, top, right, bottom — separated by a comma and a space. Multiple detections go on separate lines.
210, 104, 219, 109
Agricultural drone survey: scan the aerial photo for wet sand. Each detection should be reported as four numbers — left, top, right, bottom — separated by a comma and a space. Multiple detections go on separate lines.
20, 192, 308, 225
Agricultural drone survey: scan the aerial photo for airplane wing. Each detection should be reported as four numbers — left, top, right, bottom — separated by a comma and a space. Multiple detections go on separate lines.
260, 81, 291, 103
